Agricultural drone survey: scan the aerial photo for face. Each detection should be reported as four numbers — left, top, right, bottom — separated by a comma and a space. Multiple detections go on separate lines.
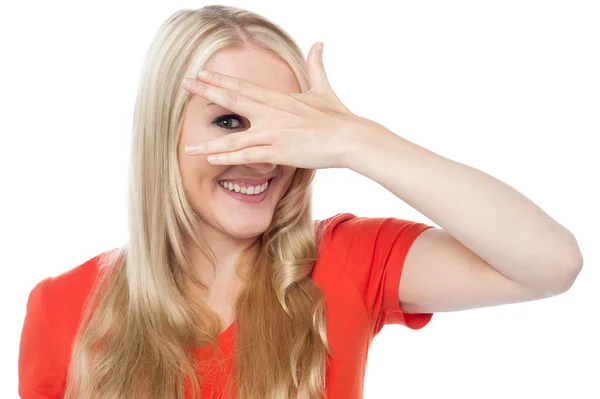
178, 46, 300, 246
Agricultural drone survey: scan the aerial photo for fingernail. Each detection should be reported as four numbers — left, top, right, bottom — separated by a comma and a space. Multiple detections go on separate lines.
185, 144, 198, 153
318, 42, 324, 51
207, 154, 224, 163
182, 77, 195, 90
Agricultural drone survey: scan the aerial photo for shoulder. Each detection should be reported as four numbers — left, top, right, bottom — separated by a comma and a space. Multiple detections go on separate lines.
36, 248, 122, 342
19, 247, 122, 387
313, 212, 356, 244
41, 248, 120, 304
315, 212, 429, 254
313, 213, 435, 333
314, 212, 355, 230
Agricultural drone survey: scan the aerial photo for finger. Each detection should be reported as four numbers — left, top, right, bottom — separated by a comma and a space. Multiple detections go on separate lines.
306, 42, 351, 114
195, 69, 299, 113
181, 77, 267, 121
197, 69, 274, 103
206, 146, 276, 165
288, 92, 344, 114
184, 129, 273, 155
307, 42, 333, 94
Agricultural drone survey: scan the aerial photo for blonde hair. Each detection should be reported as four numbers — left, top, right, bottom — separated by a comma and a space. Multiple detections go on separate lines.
63, 5, 334, 399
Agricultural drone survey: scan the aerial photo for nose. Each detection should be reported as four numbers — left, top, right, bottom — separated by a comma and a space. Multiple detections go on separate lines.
245, 163, 277, 175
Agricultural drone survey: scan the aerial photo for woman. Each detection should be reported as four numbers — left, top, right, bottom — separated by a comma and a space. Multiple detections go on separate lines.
18, 5, 583, 399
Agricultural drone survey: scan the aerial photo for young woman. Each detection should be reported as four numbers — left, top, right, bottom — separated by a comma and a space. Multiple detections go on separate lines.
18, 5, 583, 399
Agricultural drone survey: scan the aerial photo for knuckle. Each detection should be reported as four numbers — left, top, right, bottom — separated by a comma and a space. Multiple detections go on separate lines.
243, 149, 252, 162
236, 78, 249, 93
226, 89, 238, 107
197, 82, 207, 95
266, 91, 281, 104
227, 134, 236, 150
211, 72, 222, 85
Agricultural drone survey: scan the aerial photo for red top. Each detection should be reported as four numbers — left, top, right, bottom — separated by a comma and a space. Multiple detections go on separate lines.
18, 213, 435, 398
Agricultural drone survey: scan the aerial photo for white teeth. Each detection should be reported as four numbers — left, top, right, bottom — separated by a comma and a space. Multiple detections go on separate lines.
218, 179, 270, 195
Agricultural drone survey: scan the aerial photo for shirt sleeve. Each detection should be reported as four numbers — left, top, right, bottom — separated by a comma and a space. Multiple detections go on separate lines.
323, 213, 436, 336
18, 277, 63, 399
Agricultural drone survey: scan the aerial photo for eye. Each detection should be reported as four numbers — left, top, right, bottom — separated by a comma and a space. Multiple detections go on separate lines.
211, 114, 246, 130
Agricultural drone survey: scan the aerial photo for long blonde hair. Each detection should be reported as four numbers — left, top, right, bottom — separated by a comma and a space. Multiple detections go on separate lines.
63, 5, 334, 399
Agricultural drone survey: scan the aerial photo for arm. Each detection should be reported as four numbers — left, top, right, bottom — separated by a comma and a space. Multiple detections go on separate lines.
341, 118, 583, 313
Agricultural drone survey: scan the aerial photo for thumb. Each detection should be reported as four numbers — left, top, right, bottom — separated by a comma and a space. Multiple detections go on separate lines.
308, 42, 332, 94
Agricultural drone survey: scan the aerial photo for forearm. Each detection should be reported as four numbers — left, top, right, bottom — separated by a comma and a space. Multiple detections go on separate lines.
342, 118, 582, 291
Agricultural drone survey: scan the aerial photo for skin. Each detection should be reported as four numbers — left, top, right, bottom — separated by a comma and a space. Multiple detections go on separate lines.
177, 46, 299, 294
179, 41, 582, 317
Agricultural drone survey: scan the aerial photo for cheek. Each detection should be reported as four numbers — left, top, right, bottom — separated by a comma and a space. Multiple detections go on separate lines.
281, 166, 297, 181
278, 167, 297, 190
178, 152, 229, 188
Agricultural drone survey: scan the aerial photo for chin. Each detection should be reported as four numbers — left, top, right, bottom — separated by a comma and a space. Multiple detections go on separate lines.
222, 215, 273, 239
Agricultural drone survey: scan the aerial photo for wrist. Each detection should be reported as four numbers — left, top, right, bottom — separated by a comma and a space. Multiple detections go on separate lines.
338, 116, 397, 170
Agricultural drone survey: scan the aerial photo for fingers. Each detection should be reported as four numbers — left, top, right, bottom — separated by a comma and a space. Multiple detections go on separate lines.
195, 68, 307, 114
205, 145, 276, 165
181, 75, 269, 123
197, 68, 275, 103
184, 129, 273, 156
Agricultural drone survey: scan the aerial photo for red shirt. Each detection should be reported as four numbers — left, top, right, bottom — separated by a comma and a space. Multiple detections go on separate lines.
19, 213, 435, 398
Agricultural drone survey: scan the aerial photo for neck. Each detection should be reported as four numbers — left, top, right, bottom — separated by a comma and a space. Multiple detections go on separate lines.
183, 230, 258, 286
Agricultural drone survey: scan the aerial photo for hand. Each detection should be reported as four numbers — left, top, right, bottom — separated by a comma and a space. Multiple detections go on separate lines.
181, 42, 364, 170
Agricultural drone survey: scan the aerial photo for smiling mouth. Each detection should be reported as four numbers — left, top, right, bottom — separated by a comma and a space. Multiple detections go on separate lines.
217, 177, 274, 195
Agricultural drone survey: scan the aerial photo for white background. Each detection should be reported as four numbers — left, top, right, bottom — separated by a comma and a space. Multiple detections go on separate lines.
1, 1, 598, 398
